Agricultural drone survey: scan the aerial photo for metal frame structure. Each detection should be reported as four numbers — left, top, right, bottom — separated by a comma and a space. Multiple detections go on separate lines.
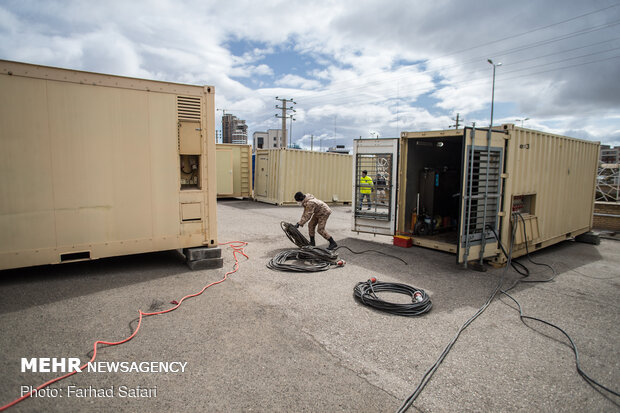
596, 163, 619, 202
354, 153, 394, 221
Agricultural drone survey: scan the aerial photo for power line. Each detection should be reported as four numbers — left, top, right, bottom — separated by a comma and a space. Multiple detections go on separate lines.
291, 4, 619, 100
295, 13, 620, 102
288, 48, 620, 110
284, 52, 620, 112
298, 20, 620, 104
246, 6, 620, 132
499, 36, 620, 66
440, 3, 620, 57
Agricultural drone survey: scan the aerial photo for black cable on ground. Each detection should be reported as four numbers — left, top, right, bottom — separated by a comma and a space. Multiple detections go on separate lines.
280, 222, 310, 248
488, 213, 558, 283
488, 225, 530, 277
267, 246, 343, 272
496, 213, 619, 401
397, 215, 519, 413
512, 212, 558, 284
269, 223, 342, 272
501, 289, 620, 400
280, 221, 409, 265
353, 279, 431, 316
399, 213, 618, 412
336, 245, 408, 265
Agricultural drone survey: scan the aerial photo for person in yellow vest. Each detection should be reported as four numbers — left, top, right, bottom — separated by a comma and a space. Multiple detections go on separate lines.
359, 170, 373, 210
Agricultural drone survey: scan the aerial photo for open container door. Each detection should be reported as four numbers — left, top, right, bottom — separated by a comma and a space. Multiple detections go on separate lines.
457, 127, 506, 266
352, 138, 399, 235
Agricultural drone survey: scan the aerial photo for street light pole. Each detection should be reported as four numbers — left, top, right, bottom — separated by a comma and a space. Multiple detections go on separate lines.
515, 117, 530, 127
479, 59, 502, 266
487, 59, 502, 128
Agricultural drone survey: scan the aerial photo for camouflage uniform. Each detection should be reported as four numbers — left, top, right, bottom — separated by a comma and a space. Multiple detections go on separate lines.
298, 194, 332, 240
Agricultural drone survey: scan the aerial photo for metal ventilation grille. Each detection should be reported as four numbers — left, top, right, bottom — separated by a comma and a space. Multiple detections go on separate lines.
177, 96, 202, 121
461, 146, 503, 246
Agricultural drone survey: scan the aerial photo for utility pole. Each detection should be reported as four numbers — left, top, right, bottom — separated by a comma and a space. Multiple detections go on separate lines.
310, 134, 314, 151
275, 97, 296, 148
289, 114, 296, 147
450, 113, 462, 129
334, 116, 337, 149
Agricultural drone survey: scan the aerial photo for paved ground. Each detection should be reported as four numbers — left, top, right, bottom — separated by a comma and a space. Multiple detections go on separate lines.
0, 199, 619, 412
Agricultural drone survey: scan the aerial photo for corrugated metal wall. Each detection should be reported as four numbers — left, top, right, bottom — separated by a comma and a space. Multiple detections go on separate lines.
501, 124, 599, 253
216, 144, 253, 198
254, 149, 352, 205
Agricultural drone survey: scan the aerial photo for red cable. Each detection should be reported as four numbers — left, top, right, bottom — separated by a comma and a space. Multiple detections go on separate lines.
0, 241, 248, 411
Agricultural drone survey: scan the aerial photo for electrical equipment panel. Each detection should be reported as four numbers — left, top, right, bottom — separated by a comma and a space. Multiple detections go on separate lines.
512, 194, 536, 215
180, 155, 200, 189
178, 121, 202, 190
418, 167, 460, 217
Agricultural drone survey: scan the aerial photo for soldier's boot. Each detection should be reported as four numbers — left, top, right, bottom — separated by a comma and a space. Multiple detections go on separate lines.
309, 236, 315, 246
327, 237, 338, 250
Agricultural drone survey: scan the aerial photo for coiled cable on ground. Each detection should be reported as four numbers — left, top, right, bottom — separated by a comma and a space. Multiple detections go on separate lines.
279, 221, 408, 265
353, 279, 432, 317
267, 246, 342, 272
281, 221, 310, 248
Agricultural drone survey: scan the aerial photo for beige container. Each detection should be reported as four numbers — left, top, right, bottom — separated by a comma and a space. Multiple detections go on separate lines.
0, 60, 218, 270
353, 124, 599, 265
399, 125, 599, 263
216, 144, 253, 198
254, 149, 352, 205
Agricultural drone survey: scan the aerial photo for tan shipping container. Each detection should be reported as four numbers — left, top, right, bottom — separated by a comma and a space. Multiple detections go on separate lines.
254, 149, 352, 205
352, 124, 599, 265
216, 144, 253, 198
0, 60, 219, 270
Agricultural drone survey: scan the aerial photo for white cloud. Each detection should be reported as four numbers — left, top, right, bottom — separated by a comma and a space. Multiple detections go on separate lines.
1, 0, 619, 146
275, 74, 321, 89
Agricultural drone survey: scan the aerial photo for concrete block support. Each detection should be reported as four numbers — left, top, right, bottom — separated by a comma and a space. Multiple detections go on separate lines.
183, 247, 223, 270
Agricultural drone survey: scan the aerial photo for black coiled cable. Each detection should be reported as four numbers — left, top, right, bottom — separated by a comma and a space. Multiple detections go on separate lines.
267, 246, 341, 272
281, 221, 310, 248
353, 280, 432, 317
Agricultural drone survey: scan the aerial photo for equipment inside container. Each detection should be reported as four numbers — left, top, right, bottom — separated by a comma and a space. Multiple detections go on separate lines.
402, 136, 463, 245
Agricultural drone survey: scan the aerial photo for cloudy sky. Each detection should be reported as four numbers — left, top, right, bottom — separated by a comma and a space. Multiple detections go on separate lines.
1, 0, 619, 149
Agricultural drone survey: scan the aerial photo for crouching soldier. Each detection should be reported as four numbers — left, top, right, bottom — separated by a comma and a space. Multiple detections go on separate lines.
294, 192, 338, 250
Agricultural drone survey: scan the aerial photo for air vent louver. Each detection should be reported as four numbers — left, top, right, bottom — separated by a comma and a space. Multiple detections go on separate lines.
177, 96, 201, 121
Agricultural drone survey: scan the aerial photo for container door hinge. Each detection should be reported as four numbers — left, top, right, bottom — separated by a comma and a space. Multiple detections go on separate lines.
501, 173, 508, 179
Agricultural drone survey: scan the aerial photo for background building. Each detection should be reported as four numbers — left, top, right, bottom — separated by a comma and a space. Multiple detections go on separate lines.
253, 129, 287, 152
222, 114, 248, 144
327, 145, 349, 154
253, 131, 268, 151
600, 145, 620, 164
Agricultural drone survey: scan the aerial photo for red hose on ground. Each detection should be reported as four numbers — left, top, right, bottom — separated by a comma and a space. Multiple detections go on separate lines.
0, 241, 248, 411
